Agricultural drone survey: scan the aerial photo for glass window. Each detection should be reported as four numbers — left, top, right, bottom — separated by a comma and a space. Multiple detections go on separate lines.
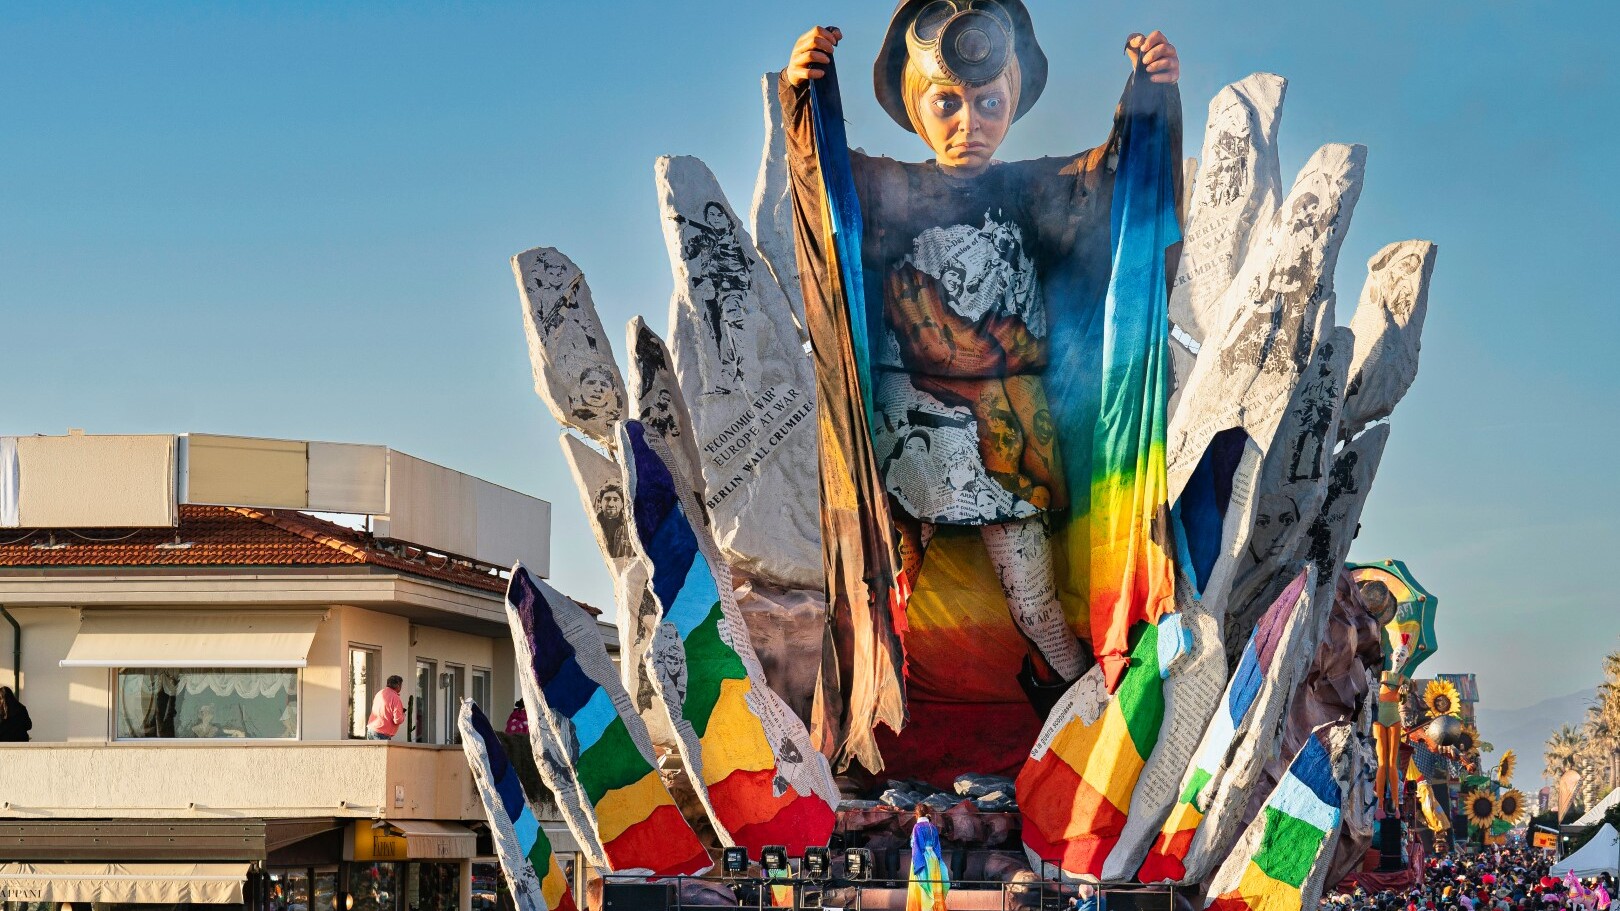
471, 861, 504, 911
349, 645, 380, 739
413, 659, 437, 743
115, 668, 298, 739
313, 869, 339, 911
349, 862, 399, 911
268, 868, 310, 911
444, 664, 466, 744
409, 861, 462, 911
472, 668, 492, 715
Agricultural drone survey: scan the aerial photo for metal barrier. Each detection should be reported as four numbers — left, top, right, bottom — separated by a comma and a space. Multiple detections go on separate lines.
600, 872, 1177, 911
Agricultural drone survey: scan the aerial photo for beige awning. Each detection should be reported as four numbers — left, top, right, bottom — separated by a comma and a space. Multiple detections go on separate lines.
0, 862, 249, 903
60, 609, 327, 668
381, 819, 477, 859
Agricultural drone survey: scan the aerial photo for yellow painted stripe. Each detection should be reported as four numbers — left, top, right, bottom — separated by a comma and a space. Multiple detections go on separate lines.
541, 865, 571, 908
1050, 699, 1145, 811
700, 677, 775, 785
1233, 860, 1301, 911
593, 770, 674, 843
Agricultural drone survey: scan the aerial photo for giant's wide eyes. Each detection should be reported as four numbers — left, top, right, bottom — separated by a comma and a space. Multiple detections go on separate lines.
978, 95, 1004, 115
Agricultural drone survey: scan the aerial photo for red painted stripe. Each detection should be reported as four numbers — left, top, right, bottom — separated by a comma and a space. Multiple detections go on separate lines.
1018, 751, 1126, 877
604, 804, 712, 876
709, 767, 836, 854
1135, 827, 1195, 883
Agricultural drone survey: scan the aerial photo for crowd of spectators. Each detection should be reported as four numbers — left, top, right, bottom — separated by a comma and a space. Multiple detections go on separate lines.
1323, 846, 1613, 911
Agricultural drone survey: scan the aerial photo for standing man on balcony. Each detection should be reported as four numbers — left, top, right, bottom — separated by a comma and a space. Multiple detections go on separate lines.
366, 675, 406, 741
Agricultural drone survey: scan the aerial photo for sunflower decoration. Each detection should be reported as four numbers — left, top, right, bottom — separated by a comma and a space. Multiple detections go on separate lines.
1465, 789, 1499, 830
1496, 750, 1517, 787
1425, 679, 1463, 718
1496, 789, 1528, 825
1454, 724, 1480, 758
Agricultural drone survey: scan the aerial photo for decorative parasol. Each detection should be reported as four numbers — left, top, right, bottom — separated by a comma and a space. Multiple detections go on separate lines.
1351, 560, 1439, 681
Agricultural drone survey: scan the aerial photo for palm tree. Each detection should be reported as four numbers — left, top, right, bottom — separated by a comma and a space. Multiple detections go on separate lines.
1601, 648, 1620, 684
1546, 724, 1584, 784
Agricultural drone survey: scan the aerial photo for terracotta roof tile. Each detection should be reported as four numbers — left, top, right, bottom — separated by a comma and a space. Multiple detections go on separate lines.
0, 505, 509, 594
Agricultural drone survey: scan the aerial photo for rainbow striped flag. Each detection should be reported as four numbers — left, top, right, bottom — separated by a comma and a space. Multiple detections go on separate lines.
458, 699, 576, 911
1016, 73, 1189, 881
505, 564, 711, 877
1081, 76, 1183, 693
907, 817, 950, 911
1138, 570, 1314, 884
1204, 724, 1347, 911
620, 420, 839, 853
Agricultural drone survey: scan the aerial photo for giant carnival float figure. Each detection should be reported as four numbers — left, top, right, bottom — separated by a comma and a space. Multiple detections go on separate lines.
478, 1, 1441, 908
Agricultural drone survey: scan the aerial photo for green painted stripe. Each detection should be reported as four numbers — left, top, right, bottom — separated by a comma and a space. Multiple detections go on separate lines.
1180, 767, 1213, 805
575, 716, 654, 805
1251, 806, 1328, 888
528, 835, 554, 880
1117, 620, 1165, 752
680, 602, 748, 737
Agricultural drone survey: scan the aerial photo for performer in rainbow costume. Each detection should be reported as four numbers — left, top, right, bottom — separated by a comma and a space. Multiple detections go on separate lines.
908, 805, 950, 911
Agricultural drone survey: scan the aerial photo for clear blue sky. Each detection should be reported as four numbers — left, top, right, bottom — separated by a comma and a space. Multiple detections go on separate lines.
5, 2, 1617, 713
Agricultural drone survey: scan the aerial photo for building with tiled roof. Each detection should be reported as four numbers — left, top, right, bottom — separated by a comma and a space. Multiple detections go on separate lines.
0, 431, 599, 905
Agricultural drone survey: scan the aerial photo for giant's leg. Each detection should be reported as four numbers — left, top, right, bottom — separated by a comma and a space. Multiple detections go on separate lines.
1373, 720, 1399, 815
980, 516, 1087, 683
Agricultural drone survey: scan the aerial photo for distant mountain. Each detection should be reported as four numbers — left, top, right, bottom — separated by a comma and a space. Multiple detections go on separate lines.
1476, 687, 1598, 787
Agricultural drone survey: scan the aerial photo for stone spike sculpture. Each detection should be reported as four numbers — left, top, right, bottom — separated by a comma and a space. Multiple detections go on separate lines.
1297, 423, 1392, 645
1135, 568, 1318, 886
504, 563, 713, 877
458, 699, 578, 911
557, 432, 676, 751
1166, 142, 1366, 502
618, 420, 839, 853
626, 317, 709, 510
1201, 720, 1353, 911
1340, 241, 1438, 439
748, 72, 808, 338
1102, 440, 1267, 881
1321, 672, 1382, 890
1168, 74, 1288, 408
656, 154, 822, 591
1223, 327, 1355, 658
514, 247, 628, 448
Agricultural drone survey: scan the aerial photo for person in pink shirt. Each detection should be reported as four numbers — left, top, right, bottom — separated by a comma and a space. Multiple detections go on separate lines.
504, 698, 528, 736
366, 675, 405, 740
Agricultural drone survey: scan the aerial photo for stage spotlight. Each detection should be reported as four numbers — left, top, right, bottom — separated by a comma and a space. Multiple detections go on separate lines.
844, 847, 873, 882
722, 846, 750, 876
802, 846, 831, 881
761, 845, 789, 874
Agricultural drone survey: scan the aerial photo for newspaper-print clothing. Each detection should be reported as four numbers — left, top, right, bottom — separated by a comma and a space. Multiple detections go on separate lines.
854, 164, 1085, 526
778, 77, 1134, 528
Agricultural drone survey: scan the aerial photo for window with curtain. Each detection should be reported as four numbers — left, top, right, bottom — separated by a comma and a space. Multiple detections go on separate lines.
115, 668, 299, 739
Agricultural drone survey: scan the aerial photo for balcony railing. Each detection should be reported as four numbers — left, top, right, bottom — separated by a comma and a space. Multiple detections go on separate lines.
0, 740, 481, 821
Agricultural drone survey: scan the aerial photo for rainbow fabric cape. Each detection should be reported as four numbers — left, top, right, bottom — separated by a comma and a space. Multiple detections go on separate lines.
1076, 74, 1183, 692
1015, 74, 1190, 879
458, 699, 577, 911
1137, 570, 1314, 884
620, 420, 840, 853
805, 59, 911, 771
505, 564, 712, 877
907, 818, 950, 911
1204, 724, 1347, 911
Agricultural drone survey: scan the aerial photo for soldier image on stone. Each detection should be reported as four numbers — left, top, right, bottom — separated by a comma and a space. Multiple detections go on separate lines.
594, 482, 633, 559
